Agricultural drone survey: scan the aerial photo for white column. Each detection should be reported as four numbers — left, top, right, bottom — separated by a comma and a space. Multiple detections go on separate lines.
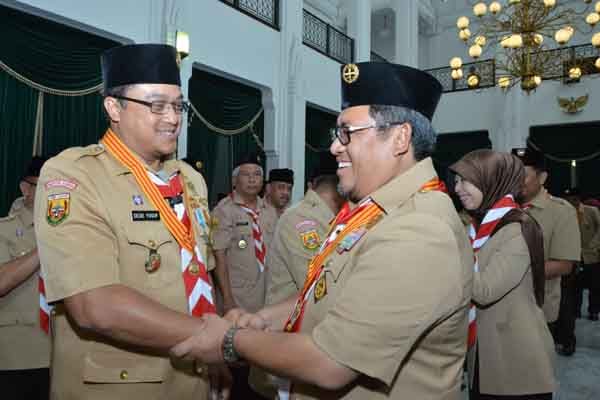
177, 59, 192, 158
263, 0, 306, 202
346, 0, 372, 62
494, 88, 529, 152
393, 0, 419, 67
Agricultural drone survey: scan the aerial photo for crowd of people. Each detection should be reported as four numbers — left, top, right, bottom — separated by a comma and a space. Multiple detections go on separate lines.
1, 43, 599, 400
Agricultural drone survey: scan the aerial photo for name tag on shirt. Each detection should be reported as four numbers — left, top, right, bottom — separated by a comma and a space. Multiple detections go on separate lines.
235, 221, 249, 226
132, 211, 160, 222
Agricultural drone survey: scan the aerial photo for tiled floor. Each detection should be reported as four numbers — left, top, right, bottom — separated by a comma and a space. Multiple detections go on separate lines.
554, 303, 600, 400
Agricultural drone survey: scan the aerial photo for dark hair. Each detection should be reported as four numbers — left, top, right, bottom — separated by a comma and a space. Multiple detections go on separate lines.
368, 105, 437, 161
313, 174, 339, 191
102, 84, 132, 121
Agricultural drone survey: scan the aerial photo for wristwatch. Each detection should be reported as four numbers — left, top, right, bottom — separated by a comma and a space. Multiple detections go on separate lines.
222, 326, 243, 363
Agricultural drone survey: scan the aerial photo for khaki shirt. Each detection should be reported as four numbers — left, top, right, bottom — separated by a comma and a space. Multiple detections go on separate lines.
526, 190, 581, 322
469, 223, 555, 395
292, 158, 473, 400
579, 204, 600, 265
266, 189, 334, 305
212, 192, 278, 312
0, 202, 50, 370
34, 144, 210, 400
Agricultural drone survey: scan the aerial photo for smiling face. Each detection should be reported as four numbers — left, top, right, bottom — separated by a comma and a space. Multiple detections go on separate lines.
234, 163, 264, 198
267, 181, 293, 209
454, 175, 483, 211
104, 83, 182, 164
330, 105, 406, 203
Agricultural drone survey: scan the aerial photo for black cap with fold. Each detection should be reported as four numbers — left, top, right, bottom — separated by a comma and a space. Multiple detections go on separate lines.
234, 153, 263, 169
101, 44, 181, 91
340, 62, 443, 121
268, 168, 294, 185
511, 146, 546, 171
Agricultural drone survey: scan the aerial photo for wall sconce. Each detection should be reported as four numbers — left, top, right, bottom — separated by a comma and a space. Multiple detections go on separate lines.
176, 30, 190, 62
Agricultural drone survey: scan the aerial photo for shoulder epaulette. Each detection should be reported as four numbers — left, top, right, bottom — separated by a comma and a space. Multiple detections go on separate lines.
57, 144, 106, 162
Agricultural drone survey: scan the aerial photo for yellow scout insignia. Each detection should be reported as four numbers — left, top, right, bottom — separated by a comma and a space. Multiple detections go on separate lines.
188, 260, 200, 275
238, 239, 248, 249
301, 230, 321, 250
314, 273, 327, 302
46, 193, 70, 226
342, 63, 359, 84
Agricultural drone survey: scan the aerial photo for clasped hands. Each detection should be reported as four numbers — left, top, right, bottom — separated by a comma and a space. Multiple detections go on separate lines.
170, 308, 269, 364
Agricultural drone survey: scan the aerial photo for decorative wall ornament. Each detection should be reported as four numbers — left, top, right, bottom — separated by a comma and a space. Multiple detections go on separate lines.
557, 94, 589, 114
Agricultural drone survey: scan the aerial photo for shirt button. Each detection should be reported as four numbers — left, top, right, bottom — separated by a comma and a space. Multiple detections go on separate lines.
120, 370, 128, 380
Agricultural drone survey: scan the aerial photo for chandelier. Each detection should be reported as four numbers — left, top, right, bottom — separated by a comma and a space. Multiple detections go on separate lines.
449, 0, 600, 93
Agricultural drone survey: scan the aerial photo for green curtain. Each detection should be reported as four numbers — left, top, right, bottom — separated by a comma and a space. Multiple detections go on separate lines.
187, 69, 264, 207
530, 122, 600, 197
0, 72, 38, 215
0, 4, 118, 215
41, 93, 107, 157
305, 106, 337, 189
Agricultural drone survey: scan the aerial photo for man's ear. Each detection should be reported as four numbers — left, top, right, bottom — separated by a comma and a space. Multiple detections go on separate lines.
391, 122, 412, 157
538, 171, 548, 186
104, 97, 122, 122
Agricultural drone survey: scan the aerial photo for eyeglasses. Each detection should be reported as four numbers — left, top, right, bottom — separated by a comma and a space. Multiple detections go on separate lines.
329, 121, 405, 145
111, 95, 190, 115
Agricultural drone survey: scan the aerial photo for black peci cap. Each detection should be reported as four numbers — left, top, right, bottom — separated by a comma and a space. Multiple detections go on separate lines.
21, 156, 48, 180
268, 168, 294, 185
101, 44, 181, 91
340, 62, 443, 120
511, 146, 546, 171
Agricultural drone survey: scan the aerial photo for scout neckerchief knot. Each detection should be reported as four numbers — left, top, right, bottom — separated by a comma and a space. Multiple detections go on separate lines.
284, 177, 448, 333
102, 129, 215, 316
467, 194, 519, 349
237, 203, 266, 273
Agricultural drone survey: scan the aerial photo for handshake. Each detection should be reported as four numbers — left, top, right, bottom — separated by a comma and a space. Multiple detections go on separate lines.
170, 308, 270, 364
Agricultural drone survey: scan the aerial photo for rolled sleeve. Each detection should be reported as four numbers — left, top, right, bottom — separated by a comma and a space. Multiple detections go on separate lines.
312, 215, 464, 386
34, 158, 120, 302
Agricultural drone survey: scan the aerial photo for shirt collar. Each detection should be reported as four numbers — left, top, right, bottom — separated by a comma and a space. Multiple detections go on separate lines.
231, 191, 265, 211
529, 188, 549, 209
370, 157, 438, 213
305, 189, 335, 219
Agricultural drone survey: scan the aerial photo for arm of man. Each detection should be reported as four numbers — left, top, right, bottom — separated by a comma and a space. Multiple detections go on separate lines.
544, 260, 574, 279
65, 284, 205, 349
35, 157, 206, 353
545, 201, 580, 279
213, 250, 237, 313
0, 248, 39, 297
211, 206, 237, 312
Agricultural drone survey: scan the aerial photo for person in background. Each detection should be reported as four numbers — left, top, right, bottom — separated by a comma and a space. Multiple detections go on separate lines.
264, 168, 294, 218
512, 146, 581, 356
0, 156, 50, 400
451, 149, 555, 400
211, 153, 278, 399
562, 188, 600, 321
249, 154, 343, 399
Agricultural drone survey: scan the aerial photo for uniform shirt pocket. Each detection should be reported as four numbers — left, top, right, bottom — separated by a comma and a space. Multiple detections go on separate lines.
83, 349, 169, 383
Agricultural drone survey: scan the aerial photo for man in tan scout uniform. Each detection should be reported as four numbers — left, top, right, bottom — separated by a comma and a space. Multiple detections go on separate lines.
513, 146, 581, 355
266, 158, 343, 305
172, 62, 474, 400
0, 157, 50, 400
264, 168, 294, 218
562, 188, 600, 320
34, 44, 227, 400
211, 154, 278, 314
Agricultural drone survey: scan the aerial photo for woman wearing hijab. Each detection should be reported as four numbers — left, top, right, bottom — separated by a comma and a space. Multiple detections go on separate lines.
450, 150, 555, 400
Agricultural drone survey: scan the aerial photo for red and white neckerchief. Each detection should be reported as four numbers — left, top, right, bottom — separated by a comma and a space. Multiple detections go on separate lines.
148, 171, 216, 316
467, 194, 519, 348
39, 275, 51, 334
237, 203, 266, 273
